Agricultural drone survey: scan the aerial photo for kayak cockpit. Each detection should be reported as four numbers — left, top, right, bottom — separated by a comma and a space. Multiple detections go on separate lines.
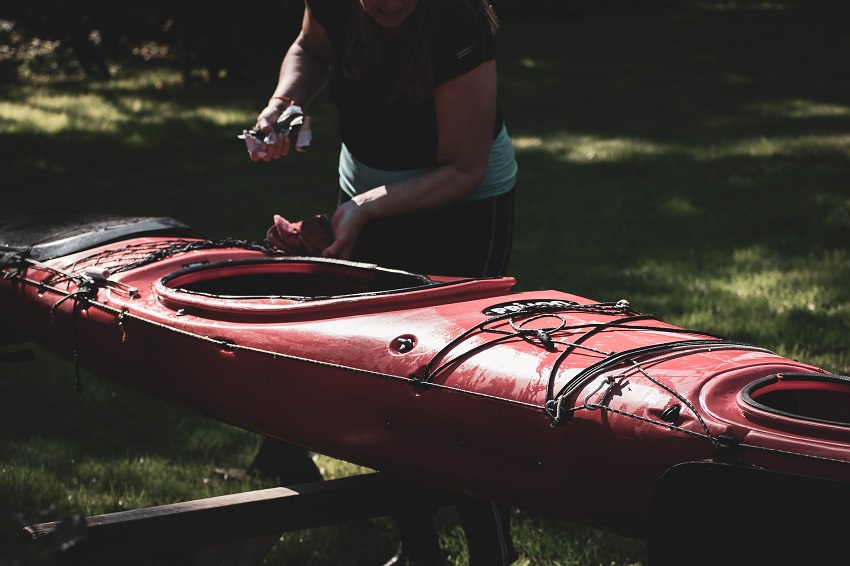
739, 372, 850, 428
153, 257, 516, 320
161, 257, 435, 299
701, 367, 850, 442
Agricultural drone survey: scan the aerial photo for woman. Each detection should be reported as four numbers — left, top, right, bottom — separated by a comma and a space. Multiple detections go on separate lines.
248, 1, 518, 563
251, 0, 517, 277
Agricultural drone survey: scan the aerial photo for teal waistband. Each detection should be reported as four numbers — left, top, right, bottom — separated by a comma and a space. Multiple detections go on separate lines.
338, 125, 518, 201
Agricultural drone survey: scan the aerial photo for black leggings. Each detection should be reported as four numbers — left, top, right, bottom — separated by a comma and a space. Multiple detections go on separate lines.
344, 187, 516, 278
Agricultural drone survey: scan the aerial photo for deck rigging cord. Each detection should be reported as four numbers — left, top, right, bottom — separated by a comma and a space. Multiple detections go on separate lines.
5, 240, 850, 470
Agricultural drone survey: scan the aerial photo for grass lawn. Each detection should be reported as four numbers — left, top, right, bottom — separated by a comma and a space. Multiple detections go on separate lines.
1, 1, 848, 564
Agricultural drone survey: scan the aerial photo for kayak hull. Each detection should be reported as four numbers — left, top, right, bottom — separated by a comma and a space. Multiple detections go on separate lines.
2, 211, 848, 538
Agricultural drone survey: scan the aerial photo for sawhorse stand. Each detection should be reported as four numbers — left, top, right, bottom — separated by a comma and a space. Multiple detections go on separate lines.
24, 473, 462, 565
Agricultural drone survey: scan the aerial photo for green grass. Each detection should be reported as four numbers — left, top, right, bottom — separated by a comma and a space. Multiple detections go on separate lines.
1, 1, 849, 564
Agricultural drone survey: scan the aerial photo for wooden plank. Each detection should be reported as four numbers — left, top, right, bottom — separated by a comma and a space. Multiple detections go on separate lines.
25, 473, 462, 565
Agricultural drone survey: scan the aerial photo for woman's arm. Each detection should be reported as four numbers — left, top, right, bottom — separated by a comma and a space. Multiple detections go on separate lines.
323, 60, 499, 259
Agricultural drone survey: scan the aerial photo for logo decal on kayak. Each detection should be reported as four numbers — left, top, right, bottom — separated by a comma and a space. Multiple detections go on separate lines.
482, 299, 577, 316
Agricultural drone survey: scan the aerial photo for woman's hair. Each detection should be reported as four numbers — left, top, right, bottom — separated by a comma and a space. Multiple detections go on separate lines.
343, 0, 499, 103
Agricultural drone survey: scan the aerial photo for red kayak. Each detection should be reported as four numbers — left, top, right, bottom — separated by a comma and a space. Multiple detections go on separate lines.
2, 210, 850, 544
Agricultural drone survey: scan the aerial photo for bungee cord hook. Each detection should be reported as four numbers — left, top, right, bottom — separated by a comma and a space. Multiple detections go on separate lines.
583, 374, 620, 411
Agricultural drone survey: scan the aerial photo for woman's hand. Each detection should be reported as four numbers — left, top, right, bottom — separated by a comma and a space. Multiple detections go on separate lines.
322, 199, 370, 260
247, 102, 294, 162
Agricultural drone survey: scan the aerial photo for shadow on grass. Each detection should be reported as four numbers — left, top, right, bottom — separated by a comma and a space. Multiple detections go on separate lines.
0, 346, 264, 522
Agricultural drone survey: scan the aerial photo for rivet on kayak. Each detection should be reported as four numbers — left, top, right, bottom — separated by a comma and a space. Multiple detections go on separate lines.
661, 404, 681, 423
394, 336, 415, 353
